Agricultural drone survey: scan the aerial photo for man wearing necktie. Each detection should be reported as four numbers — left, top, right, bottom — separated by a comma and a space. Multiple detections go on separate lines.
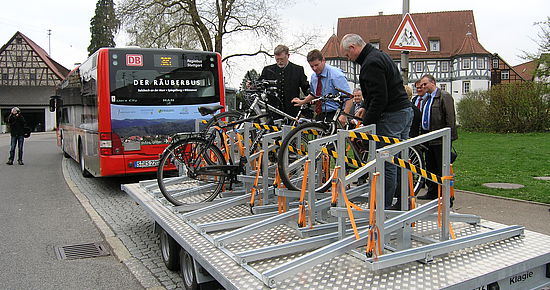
409, 81, 424, 138
340, 34, 413, 209
417, 74, 458, 200
291, 49, 352, 122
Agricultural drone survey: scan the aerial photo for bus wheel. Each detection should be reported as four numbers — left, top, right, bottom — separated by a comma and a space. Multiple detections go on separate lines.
79, 142, 92, 178
160, 229, 180, 271
61, 134, 70, 158
179, 249, 198, 290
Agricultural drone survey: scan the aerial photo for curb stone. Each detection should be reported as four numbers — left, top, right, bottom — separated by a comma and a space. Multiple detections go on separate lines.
456, 189, 549, 207
62, 157, 164, 289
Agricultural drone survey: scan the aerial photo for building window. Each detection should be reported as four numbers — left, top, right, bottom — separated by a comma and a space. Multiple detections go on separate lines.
2, 73, 8, 81
370, 42, 380, 49
16, 37, 22, 44
29, 73, 36, 81
415, 62, 423, 72
477, 58, 484, 69
463, 81, 471, 94
440, 84, 447, 91
441, 61, 449, 72
501, 70, 510, 80
462, 59, 471, 70
429, 40, 440, 52
492, 58, 499, 69
16, 56, 23, 62
340, 60, 348, 72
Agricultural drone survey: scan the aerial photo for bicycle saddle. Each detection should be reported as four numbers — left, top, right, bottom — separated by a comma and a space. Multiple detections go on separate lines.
198, 105, 224, 116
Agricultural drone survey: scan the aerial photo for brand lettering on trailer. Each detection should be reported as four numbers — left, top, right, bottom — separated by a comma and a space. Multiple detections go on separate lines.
509, 271, 533, 284
126, 54, 143, 66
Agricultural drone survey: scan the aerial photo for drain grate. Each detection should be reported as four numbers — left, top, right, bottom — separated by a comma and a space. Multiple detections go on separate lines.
54, 242, 110, 260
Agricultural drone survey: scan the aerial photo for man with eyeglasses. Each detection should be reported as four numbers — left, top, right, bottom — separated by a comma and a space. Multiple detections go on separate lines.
416, 74, 457, 200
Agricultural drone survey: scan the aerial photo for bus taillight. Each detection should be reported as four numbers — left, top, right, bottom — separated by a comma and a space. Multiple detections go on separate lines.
100, 132, 124, 155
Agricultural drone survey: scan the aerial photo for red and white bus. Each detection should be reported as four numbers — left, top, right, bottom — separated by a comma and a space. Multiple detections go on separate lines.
51, 48, 224, 177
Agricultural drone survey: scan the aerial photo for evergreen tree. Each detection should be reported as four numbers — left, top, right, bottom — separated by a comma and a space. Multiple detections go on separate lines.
88, 0, 120, 56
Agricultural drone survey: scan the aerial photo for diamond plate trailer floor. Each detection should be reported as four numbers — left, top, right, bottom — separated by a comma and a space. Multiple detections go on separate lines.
121, 182, 550, 289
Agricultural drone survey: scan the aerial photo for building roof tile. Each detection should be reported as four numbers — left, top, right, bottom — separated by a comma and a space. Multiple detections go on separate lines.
513, 59, 537, 81
324, 10, 490, 59
0, 31, 70, 80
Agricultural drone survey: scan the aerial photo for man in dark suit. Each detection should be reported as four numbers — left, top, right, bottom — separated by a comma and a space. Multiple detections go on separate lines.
258, 45, 311, 118
416, 74, 458, 200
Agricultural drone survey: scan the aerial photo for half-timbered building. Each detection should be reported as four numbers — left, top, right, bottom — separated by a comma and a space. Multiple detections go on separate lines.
321, 10, 529, 105
0, 31, 69, 133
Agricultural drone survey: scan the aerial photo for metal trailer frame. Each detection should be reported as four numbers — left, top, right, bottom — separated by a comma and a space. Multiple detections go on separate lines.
121, 180, 550, 289
122, 122, 550, 289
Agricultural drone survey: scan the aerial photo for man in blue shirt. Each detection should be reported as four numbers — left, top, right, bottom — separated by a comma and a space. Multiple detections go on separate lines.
292, 49, 352, 122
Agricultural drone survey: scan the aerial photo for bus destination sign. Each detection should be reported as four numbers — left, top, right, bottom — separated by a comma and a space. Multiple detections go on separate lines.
154, 55, 180, 68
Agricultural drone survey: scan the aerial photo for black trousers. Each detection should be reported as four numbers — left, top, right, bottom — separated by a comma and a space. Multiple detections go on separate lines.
425, 143, 455, 197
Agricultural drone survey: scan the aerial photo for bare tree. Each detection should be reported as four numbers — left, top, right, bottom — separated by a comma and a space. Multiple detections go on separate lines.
117, 0, 294, 60
522, 17, 550, 79
120, 3, 199, 49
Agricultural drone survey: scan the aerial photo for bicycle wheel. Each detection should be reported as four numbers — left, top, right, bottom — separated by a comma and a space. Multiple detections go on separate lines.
277, 122, 335, 192
203, 110, 244, 131
408, 146, 425, 195
157, 138, 226, 206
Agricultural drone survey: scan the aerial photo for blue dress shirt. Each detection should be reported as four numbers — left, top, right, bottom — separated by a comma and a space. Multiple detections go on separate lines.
310, 64, 351, 112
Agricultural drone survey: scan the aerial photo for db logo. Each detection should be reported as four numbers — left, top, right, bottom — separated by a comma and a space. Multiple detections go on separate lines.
126, 54, 143, 66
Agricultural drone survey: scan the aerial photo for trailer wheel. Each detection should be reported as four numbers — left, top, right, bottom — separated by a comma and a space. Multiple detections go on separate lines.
160, 230, 180, 271
179, 249, 198, 290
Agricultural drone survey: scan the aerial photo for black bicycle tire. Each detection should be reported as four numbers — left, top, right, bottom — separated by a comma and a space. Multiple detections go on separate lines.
277, 122, 333, 192
203, 110, 244, 131
157, 138, 226, 206
409, 146, 424, 195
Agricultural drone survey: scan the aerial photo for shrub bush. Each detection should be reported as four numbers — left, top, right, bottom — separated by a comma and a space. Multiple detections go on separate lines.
457, 82, 550, 132
456, 90, 490, 131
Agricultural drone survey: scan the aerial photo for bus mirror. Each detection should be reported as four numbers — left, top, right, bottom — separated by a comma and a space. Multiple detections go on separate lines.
49, 97, 56, 112
49, 96, 61, 112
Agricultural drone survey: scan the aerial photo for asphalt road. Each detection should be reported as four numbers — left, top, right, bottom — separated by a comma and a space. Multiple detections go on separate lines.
0, 132, 142, 290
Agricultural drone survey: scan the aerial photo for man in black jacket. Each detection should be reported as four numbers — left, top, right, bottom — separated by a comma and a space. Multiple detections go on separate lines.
6, 107, 27, 165
341, 34, 413, 209
258, 45, 311, 118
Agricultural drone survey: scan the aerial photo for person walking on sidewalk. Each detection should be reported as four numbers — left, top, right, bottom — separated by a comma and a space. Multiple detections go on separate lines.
6, 107, 27, 165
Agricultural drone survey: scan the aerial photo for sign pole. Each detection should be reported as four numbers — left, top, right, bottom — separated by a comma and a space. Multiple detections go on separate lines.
401, 0, 410, 85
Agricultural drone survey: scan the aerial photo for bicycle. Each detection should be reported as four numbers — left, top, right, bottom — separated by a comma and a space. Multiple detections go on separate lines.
203, 80, 311, 130
157, 80, 312, 206
277, 92, 424, 194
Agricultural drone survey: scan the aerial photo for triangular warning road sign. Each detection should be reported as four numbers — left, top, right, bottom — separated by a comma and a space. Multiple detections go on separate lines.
388, 13, 427, 52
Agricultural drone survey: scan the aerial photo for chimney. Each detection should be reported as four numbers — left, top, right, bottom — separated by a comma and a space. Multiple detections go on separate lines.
378, 11, 383, 15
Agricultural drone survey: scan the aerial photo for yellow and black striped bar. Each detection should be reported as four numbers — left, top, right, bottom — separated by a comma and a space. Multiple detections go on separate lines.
390, 156, 443, 184
277, 141, 307, 156
252, 123, 281, 132
320, 147, 366, 168
348, 131, 401, 144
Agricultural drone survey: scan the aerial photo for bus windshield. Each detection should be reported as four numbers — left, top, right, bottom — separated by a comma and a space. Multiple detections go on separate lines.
110, 52, 219, 106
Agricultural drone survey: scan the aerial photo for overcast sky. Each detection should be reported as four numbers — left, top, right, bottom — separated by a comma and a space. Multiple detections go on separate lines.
1, 0, 548, 88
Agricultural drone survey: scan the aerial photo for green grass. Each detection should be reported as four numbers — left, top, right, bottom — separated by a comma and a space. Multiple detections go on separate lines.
453, 129, 550, 204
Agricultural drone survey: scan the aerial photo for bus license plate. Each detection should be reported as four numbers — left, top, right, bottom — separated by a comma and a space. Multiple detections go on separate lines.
134, 160, 159, 168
